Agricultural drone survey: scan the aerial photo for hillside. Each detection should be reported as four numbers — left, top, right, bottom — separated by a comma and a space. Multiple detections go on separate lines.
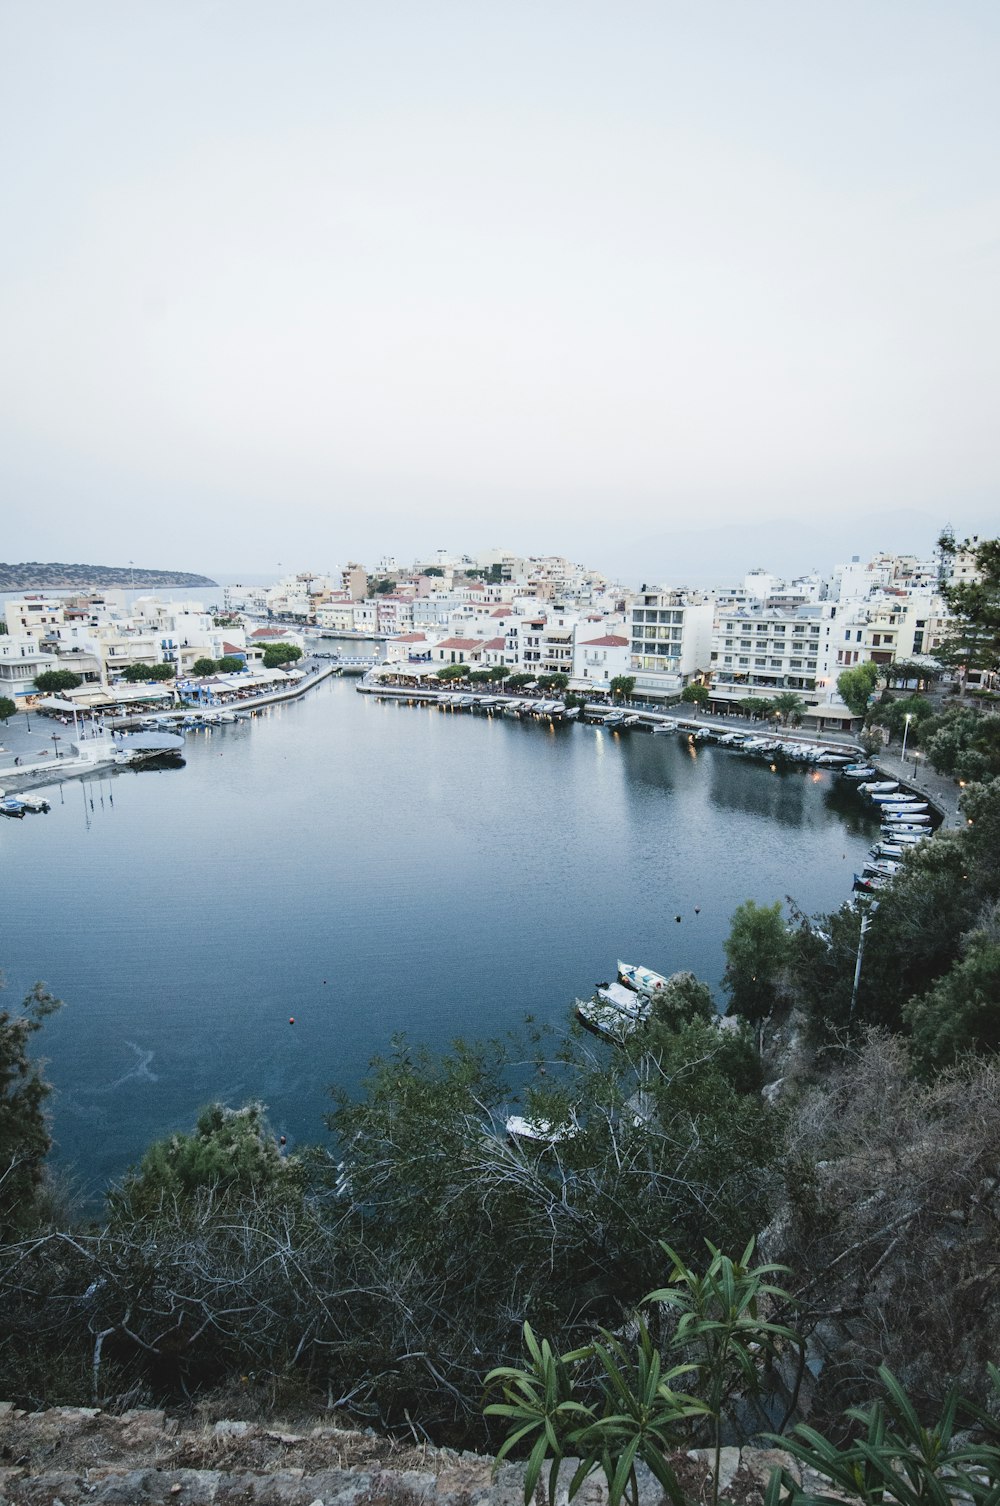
0, 561, 217, 591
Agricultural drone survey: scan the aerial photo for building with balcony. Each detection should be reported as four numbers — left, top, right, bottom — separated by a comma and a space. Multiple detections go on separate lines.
708, 605, 829, 711
628, 591, 713, 699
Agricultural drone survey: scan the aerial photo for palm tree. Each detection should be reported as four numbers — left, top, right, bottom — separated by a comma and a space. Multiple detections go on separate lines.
772, 691, 806, 725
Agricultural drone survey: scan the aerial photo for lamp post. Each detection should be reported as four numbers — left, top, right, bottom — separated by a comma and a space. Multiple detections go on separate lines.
849, 910, 873, 1020
900, 712, 913, 764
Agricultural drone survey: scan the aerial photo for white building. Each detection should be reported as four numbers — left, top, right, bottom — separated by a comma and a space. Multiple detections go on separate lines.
573, 633, 631, 691
628, 591, 713, 699
709, 605, 829, 711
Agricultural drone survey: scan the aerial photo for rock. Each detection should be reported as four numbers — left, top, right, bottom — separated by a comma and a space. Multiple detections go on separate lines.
742, 1448, 802, 1489
686, 1446, 742, 1494
213, 1420, 252, 1439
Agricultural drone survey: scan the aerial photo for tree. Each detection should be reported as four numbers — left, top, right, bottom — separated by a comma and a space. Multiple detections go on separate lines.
436, 663, 468, 681
372, 577, 395, 594
868, 693, 934, 743
0, 696, 15, 723
108, 1101, 303, 1225
423, 566, 445, 577
722, 900, 788, 1026
905, 928, 1000, 1074
837, 661, 880, 717
0, 979, 62, 1239
772, 691, 805, 725
216, 656, 244, 674
488, 665, 511, 684
506, 673, 534, 690
649, 972, 715, 1030
33, 669, 82, 693
468, 668, 494, 685
192, 657, 217, 676
610, 675, 636, 700
538, 673, 569, 692
261, 643, 303, 668
681, 684, 709, 706
120, 663, 152, 682
937, 533, 1000, 676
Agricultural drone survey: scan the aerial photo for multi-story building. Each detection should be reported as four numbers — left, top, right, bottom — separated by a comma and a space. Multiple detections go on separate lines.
709, 605, 829, 710
573, 633, 630, 691
628, 591, 713, 699
223, 584, 269, 614
3, 595, 66, 637
0, 636, 59, 700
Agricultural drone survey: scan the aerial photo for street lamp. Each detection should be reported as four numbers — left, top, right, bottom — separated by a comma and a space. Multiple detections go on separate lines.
900, 712, 913, 764
50, 732, 61, 759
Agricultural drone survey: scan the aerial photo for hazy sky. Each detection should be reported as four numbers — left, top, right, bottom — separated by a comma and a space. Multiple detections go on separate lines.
2, 1, 998, 584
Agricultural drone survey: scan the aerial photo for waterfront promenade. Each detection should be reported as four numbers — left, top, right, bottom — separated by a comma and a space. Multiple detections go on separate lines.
0, 661, 337, 791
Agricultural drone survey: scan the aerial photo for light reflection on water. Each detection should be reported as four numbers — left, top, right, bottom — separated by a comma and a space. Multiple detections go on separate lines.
1, 680, 879, 1201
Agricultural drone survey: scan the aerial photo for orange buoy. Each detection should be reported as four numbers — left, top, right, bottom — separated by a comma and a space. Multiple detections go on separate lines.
289, 1016, 295, 1025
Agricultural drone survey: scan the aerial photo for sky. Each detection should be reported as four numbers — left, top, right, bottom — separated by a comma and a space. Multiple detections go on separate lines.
1, 1, 998, 586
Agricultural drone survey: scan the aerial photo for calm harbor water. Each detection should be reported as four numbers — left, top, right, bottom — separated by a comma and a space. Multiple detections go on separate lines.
2, 678, 879, 1201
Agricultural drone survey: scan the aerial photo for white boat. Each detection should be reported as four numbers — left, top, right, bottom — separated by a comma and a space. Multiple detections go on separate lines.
651, 723, 673, 734
859, 781, 899, 794
617, 960, 669, 996
18, 793, 51, 813
841, 765, 878, 779
576, 998, 644, 1043
505, 1114, 578, 1145
598, 981, 650, 1019
864, 858, 901, 877
880, 801, 929, 815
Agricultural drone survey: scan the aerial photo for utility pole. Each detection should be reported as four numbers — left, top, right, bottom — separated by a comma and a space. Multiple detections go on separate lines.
849, 909, 873, 1019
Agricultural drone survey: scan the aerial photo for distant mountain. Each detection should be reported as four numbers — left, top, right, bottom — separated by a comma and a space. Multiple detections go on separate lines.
0, 562, 218, 591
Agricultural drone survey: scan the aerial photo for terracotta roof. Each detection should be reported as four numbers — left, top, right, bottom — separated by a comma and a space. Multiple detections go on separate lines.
222, 642, 244, 654
490, 607, 513, 616
480, 638, 507, 651
581, 634, 629, 648
250, 627, 291, 639
437, 637, 483, 650
393, 632, 427, 642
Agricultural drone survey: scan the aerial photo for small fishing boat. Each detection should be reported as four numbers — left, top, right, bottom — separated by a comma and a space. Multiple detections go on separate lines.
0, 797, 26, 818
576, 998, 645, 1043
859, 781, 899, 794
854, 872, 889, 892
617, 960, 669, 996
18, 793, 50, 813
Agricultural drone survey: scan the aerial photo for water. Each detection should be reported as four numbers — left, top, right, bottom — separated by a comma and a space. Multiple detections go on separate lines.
1, 680, 879, 1202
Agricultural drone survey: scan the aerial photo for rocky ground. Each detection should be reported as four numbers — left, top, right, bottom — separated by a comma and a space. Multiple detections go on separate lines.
0, 1405, 804, 1506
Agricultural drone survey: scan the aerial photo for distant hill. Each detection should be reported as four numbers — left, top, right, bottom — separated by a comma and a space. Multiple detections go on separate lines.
0, 561, 218, 591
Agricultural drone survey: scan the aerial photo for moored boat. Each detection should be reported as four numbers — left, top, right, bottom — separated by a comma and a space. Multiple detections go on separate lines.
505, 1114, 578, 1145
617, 960, 669, 996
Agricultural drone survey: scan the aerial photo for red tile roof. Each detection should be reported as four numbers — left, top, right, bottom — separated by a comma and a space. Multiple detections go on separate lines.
490, 607, 513, 617
480, 638, 507, 651
394, 632, 427, 642
582, 634, 629, 647
222, 642, 244, 654
250, 627, 291, 639
437, 637, 483, 650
